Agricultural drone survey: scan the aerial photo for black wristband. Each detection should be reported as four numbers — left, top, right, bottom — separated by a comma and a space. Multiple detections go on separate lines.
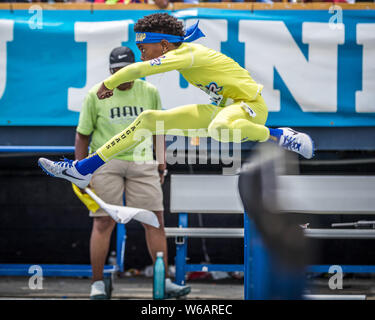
158, 169, 168, 176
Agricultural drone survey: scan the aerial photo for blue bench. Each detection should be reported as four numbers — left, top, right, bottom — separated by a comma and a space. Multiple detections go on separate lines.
165, 174, 245, 286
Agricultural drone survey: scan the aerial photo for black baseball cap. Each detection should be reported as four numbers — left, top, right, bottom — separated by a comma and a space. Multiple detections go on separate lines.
109, 46, 135, 69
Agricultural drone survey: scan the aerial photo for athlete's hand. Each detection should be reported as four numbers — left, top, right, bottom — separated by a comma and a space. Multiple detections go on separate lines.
97, 82, 113, 99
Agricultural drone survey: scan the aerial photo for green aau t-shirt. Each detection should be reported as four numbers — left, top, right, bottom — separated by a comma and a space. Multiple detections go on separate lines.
77, 79, 162, 162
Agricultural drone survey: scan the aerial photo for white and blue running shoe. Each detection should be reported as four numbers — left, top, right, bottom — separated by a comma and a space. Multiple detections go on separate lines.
38, 157, 92, 189
165, 278, 191, 299
278, 128, 315, 159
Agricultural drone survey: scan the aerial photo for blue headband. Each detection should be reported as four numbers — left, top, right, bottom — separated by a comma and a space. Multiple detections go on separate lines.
135, 21, 205, 44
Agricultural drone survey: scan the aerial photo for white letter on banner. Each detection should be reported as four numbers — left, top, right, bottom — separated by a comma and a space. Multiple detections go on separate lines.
68, 20, 132, 112
328, 5, 344, 31
0, 20, 14, 100
356, 24, 375, 113
145, 19, 228, 110
28, 5, 43, 30
239, 21, 344, 112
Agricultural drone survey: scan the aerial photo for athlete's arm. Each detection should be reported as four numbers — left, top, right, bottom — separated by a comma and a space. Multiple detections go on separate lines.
102, 49, 193, 91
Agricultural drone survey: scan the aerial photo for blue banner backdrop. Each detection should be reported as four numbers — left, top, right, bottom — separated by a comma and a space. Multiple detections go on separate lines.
0, 8, 374, 126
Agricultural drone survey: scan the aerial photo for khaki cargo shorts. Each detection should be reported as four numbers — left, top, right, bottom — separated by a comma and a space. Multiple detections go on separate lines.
89, 159, 164, 217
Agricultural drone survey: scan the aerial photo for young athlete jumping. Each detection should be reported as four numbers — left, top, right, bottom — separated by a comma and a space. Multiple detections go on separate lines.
38, 13, 314, 189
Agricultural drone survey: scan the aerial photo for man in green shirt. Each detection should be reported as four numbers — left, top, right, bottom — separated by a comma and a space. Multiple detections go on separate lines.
75, 46, 190, 299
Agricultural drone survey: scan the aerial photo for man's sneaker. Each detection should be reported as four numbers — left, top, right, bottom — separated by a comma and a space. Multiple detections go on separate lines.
165, 278, 191, 299
90, 278, 112, 300
278, 128, 315, 159
90, 280, 106, 300
38, 157, 91, 189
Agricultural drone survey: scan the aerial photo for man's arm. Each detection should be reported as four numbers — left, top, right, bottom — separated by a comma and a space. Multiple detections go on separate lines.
75, 132, 90, 161
153, 135, 167, 185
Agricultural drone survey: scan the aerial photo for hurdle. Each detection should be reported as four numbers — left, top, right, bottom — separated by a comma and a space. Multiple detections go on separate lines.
239, 145, 375, 299
0, 145, 125, 278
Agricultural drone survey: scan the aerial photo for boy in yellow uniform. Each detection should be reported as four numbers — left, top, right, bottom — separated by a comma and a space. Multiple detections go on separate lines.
38, 13, 314, 189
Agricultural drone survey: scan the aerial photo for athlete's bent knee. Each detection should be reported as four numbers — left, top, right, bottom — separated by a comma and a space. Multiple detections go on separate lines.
208, 120, 234, 143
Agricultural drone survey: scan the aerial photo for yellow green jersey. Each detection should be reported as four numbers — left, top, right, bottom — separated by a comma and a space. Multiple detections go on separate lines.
104, 43, 263, 106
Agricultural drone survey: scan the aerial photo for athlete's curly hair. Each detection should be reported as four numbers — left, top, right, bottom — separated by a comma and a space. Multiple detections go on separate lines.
134, 13, 184, 37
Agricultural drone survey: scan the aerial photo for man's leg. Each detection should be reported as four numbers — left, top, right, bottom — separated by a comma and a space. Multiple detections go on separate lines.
143, 211, 168, 274
126, 162, 167, 268
126, 161, 191, 297
88, 160, 126, 299
90, 216, 116, 282
142, 211, 191, 298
